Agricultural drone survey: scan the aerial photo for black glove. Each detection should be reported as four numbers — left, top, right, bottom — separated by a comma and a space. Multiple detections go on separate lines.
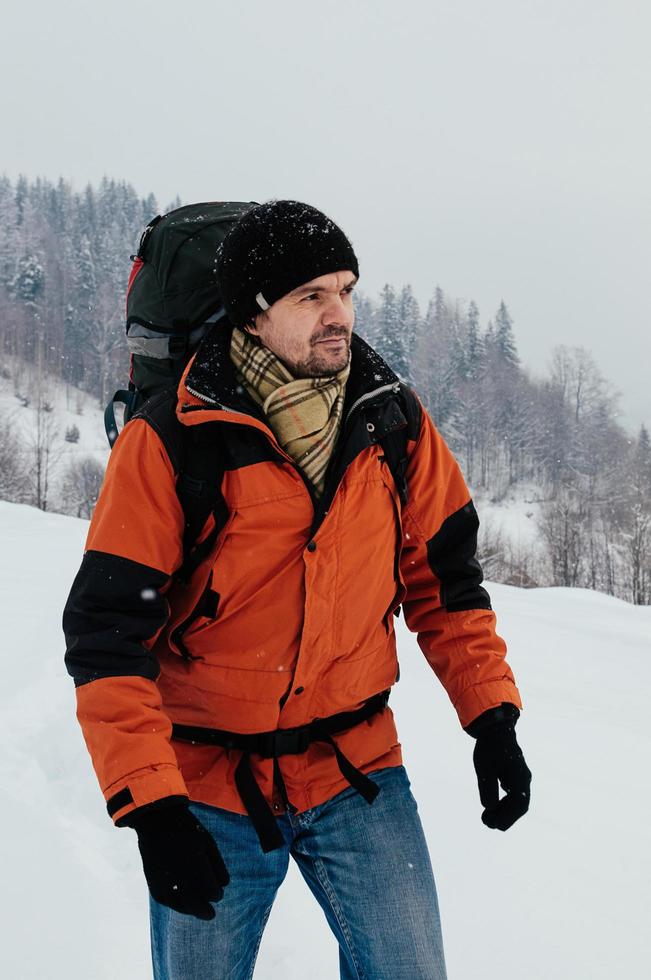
465, 704, 532, 831
121, 798, 230, 919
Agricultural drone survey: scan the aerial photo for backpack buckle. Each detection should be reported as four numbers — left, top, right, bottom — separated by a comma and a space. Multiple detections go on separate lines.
257, 726, 311, 758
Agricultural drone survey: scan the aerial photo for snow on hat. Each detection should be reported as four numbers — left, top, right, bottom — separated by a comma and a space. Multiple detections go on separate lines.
217, 200, 359, 328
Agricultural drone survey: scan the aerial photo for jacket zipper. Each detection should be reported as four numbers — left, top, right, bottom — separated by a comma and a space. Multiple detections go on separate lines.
345, 383, 401, 425
185, 384, 218, 405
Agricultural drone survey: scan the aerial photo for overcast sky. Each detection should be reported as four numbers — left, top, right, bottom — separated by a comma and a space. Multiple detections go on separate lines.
2, 0, 649, 431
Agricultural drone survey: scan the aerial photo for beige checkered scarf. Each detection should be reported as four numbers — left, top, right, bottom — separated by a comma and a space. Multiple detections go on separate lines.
230, 326, 350, 497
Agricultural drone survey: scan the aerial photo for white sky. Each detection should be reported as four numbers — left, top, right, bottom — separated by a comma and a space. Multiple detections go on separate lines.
2, 0, 649, 431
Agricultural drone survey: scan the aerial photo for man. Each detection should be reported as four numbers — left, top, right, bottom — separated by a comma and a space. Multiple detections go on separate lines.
63, 200, 531, 980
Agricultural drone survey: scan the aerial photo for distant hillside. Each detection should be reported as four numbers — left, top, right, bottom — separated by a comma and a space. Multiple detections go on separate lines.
0, 175, 648, 602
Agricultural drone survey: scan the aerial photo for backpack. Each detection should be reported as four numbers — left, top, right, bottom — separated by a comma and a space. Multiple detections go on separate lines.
104, 202, 415, 585
104, 200, 254, 445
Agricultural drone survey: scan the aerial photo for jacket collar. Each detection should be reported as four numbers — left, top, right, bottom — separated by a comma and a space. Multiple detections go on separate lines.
180, 323, 402, 424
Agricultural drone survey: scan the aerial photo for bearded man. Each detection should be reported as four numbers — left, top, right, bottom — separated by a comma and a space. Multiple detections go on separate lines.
64, 200, 531, 980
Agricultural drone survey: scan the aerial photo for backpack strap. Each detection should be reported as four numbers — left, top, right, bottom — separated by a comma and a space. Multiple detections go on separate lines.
132, 390, 229, 585
175, 424, 229, 585
378, 385, 421, 507
104, 386, 143, 447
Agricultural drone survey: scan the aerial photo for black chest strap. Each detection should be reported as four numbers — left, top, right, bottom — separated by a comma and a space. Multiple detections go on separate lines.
171, 689, 390, 852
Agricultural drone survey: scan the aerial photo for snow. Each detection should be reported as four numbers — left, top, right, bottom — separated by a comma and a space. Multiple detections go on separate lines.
1, 500, 650, 978
0, 356, 109, 505
474, 480, 543, 547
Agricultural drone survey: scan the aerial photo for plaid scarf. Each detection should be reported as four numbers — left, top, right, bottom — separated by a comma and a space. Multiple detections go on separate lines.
230, 326, 350, 497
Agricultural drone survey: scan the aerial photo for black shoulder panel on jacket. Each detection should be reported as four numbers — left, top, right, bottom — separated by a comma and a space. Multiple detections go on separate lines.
426, 501, 492, 613
63, 550, 170, 687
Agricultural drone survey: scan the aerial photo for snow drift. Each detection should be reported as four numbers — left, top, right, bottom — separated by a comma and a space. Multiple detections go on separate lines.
1, 501, 649, 979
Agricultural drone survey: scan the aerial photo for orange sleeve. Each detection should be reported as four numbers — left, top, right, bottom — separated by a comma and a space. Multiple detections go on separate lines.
63, 418, 188, 824
398, 399, 522, 728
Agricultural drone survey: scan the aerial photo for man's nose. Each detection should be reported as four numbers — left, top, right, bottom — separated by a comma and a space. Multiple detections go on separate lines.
322, 294, 353, 326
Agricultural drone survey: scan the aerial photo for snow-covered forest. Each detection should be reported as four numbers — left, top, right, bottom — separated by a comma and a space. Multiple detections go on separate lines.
0, 175, 649, 604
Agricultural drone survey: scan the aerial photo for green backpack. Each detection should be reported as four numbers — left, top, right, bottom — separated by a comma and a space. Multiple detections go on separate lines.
104, 200, 253, 445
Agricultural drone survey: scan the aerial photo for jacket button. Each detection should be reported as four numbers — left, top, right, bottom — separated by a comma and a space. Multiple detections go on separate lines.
306, 541, 317, 552
294, 686, 304, 695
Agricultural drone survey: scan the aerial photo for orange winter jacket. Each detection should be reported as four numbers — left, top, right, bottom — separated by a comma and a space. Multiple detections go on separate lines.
63, 327, 522, 833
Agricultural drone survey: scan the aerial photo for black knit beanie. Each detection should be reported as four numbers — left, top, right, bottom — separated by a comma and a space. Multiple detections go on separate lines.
217, 200, 359, 328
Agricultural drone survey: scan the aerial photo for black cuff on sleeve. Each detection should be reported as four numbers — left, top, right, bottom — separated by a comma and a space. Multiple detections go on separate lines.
116, 795, 190, 829
464, 702, 520, 739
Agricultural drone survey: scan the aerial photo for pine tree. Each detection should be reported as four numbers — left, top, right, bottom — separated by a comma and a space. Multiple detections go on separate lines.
635, 424, 651, 479
352, 291, 375, 345
144, 192, 159, 219
493, 300, 519, 367
449, 305, 468, 381
65, 236, 97, 385
413, 286, 458, 429
466, 300, 485, 380
10, 253, 44, 311
14, 175, 28, 225
0, 178, 17, 288
396, 284, 420, 385
374, 283, 408, 378
82, 183, 97, 236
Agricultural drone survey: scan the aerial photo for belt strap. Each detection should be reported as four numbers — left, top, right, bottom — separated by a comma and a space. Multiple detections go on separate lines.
172, 690, 390, 852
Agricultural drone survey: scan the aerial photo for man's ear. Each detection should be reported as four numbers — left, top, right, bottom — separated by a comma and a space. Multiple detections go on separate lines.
241, 320, 262, 343
244, 313, 267, 338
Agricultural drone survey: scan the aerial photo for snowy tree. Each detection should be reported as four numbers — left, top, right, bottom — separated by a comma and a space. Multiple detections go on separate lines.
413, 286, 458, 428
0, 418, 30, 503
352, 291, 376, 346
29, 391, 61, 511
622, 425, 651, 604
14, 174, 28, 225
539, 483, 590, 587
466, 300, 484, 380
396, 285, 420, 385
10, 252, 44, 312
60, 456, 105, 519
374, 284, 408, 378
0, 177, 17, 288
493, 300, 519, 368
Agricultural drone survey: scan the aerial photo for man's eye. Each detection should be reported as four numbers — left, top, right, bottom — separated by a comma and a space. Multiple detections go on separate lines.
303, 294, 319, 302
342, 286, 355, 295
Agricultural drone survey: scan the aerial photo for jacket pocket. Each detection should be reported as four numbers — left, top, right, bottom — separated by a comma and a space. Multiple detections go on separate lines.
167, 509, 236, 659
170, 577, 220, 660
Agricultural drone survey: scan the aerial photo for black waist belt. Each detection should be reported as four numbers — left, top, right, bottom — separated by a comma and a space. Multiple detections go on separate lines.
171, 689, 391, 852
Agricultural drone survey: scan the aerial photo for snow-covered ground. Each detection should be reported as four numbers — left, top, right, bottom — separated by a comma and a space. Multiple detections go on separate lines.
0, 357, 106, 448
1, 500, 650, 979
0, 356, 108, 507
474, 481, 543, 548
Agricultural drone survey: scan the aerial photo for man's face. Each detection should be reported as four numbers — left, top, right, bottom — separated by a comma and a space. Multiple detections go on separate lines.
246, 270, 357, 378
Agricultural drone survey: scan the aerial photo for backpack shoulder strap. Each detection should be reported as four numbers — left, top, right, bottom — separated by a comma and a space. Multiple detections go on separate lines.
379, 385, 421, 507
133, 390, 229, 584
132, 388, 185, 471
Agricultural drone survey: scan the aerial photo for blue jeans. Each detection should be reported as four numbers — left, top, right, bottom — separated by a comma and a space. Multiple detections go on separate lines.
150, 765, 448, 979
